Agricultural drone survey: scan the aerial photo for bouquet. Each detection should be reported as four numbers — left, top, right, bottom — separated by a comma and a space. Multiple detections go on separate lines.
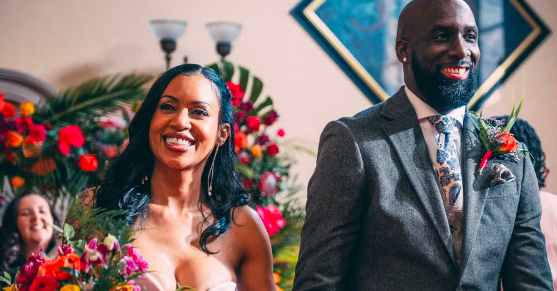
0, 224, 148, 291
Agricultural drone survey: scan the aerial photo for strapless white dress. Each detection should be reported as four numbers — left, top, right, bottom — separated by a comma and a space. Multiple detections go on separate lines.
139, 273, 237, 291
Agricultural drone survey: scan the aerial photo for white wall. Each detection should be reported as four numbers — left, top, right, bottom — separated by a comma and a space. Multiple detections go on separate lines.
0, 0, 555, 195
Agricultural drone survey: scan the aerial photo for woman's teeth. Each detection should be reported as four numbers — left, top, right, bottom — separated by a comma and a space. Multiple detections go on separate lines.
165, 137, 192, 146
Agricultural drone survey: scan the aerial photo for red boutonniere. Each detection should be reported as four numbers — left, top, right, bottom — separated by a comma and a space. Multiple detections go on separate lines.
474, 93, 526, 175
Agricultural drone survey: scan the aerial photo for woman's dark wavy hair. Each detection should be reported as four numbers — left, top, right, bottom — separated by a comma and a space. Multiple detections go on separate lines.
496, 116, 548, 188
95, 64, 248, 253
0, 193, 60, 275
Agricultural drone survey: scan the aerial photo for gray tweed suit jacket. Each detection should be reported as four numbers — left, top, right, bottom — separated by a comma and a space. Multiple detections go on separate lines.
293, 87, 552, 291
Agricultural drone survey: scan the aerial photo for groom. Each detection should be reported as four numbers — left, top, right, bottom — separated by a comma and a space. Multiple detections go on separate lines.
293, 0, 552, 290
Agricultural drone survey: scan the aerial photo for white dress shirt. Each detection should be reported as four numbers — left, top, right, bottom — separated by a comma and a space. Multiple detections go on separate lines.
404, 86, 466, 173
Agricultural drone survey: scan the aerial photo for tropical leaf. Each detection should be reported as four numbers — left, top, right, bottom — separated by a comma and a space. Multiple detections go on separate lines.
249, 76, 264, 103
33, 74, 151, 127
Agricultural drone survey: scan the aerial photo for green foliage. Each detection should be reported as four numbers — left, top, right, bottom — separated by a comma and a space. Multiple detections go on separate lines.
34, 74, 151, 127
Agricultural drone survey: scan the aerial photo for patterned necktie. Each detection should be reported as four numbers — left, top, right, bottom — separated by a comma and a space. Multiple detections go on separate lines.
427, 115, 462, 207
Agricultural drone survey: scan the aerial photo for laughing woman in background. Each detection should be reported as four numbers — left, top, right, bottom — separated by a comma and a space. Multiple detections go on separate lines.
0, 193, 59, 282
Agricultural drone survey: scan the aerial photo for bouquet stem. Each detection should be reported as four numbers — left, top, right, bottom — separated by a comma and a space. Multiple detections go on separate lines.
476, 151, 493, 176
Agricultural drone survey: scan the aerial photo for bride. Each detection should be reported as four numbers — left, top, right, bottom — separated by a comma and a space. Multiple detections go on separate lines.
67, 64, 276, 291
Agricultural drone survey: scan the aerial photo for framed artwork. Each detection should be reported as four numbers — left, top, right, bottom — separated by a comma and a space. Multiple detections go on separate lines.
291, 0, 550, 110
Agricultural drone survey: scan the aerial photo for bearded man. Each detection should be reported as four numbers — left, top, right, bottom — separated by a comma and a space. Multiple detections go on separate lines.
293, 0, 553, 290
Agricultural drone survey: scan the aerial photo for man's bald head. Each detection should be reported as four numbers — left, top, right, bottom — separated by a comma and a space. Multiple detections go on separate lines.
397, 0, 474, 42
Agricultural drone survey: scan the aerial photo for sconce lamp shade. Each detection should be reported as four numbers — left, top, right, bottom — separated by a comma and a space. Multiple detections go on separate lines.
149, 19, 187, 40
206, 22, 242, 43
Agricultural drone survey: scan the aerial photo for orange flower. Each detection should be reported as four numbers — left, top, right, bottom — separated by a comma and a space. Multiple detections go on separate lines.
2, 102, 15, 118
273, 273, 281, 283
498, 132, 518, 152
37, 253, 81, 280
19, 102, 35, 116
11, 176, 25, 188
251, 145, 263, 158
22, 138, 42, 158
235, 131, 248, 153
110, 285, 134, 291
6, 131, 24, 147
60, 285, 80, 291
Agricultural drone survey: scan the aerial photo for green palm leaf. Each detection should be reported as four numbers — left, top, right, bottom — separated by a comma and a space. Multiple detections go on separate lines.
33, 74, 151, 127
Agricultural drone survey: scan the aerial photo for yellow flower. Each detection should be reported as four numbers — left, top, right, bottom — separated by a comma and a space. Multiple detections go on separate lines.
60, 285, 81, 291
251, 144, 263, 158
2, 284, 16, 291
275, 285, 284, 291
109, 285, 134, 291
11, 176, 25, 188
6, 131, 23, 147
19, 102, 35, 116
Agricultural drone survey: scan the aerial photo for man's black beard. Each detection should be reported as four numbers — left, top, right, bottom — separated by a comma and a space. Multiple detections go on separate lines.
412, 56, 478, 111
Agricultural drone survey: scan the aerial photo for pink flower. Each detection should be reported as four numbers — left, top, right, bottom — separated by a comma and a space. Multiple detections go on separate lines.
104, 145, 119, 158
239, 151, 251, 165
99, 116, 127, 130
246, 116, 260, 132
259, 172, 281, 197
277, 128, 285, 137
28, 125, 46, 142
226, 82, 245, 100
119, 244, 149, 278
80, 238, 109, 271
16, 249, 49, 291
57, 244, 74, 256
28, 274, 59, 291
256, 205, 286, 236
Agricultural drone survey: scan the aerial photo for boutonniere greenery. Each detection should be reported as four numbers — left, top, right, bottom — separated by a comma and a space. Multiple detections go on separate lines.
473, 93, 527, 176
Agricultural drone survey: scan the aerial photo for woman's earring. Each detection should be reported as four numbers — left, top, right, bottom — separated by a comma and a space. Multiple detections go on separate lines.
141, 175, 148, 185
207, 145, 219, 196
402, 57, 407, 62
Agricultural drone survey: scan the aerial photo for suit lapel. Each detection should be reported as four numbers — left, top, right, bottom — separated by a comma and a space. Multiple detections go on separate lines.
459, 112, 490, 274
381, 88, 458, 267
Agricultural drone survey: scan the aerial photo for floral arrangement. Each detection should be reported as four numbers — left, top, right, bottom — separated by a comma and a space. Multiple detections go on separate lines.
474, 94, 524, 175
0, 74, 150, 208
209, 61, 310, 291
0, 223, 149, 291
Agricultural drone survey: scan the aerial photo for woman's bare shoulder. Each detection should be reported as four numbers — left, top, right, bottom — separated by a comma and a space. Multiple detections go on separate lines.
229, 206, 269, 246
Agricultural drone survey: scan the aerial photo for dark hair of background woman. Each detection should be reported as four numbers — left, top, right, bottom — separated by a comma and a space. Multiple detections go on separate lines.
0, 193, 60, 276
496, 116, 548, 188
95, 64, 248, 254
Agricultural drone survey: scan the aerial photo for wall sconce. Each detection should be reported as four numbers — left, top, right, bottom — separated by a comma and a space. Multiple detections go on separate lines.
149, 19, 187, 70
206, 22, 242, 62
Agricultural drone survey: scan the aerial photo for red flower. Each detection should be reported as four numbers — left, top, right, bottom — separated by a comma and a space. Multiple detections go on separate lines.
498, 132, 517, 152
2, 102, 15, 118
31, 158, 56, 175
243, 178, 253, 190
29, 274, 59, 291
256, 205, 286, 236
79, 154, 98, 171
277, 128, 285, 137
15, 117, 34, 134
234, 111, 246, 123
29, 125, 46, 142
57, 125, 84, 155
226, 82, 244, 107
246, 116, 261, 132
37, 253, 81, 280
259, 172, 281, 197
266, 144, 279, 157
16, 250, 49, 291
257, 134, 270, 146
263, 111, 279, 126
104, 145, 119, 158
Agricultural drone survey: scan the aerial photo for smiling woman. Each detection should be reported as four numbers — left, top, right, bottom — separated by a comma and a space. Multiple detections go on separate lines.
66, 64, 276, 291
0, 193, 60, 282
